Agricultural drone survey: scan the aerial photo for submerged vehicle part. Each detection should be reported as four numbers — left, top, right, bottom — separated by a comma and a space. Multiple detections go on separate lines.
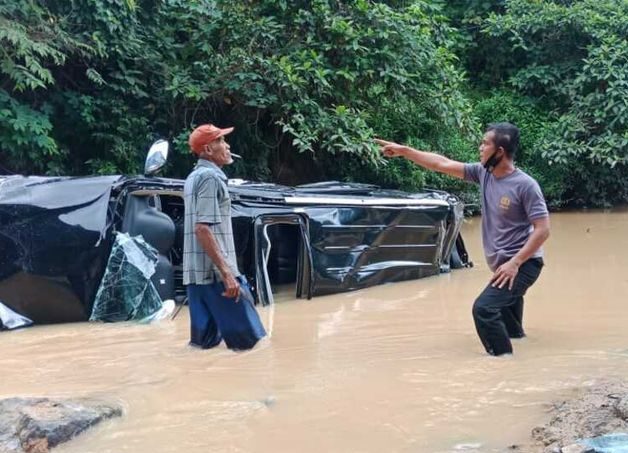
89, 233, 165, 323
0, 172, 470, 326
0, 301, 33, 330
0, 175, 121, 324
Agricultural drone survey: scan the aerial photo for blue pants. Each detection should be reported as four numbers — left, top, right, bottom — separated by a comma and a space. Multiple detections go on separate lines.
187, 277, 266, 351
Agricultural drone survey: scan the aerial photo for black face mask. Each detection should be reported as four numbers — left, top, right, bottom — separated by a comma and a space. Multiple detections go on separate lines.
483, 149, 503, 173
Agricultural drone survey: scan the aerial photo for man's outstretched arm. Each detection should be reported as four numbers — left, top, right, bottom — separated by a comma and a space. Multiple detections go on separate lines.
374, 139, 465, 180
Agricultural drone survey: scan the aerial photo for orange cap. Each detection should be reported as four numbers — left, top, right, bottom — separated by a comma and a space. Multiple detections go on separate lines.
188, 124, 234, 154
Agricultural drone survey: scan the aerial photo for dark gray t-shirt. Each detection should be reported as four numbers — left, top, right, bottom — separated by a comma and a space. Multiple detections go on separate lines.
464, 163, 549, 271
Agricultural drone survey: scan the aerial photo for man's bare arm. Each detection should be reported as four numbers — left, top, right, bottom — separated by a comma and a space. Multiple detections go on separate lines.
491, 216, 551, 289
194, 223, 239, 299
374, 139, 465, 179
510, 217, 551, 266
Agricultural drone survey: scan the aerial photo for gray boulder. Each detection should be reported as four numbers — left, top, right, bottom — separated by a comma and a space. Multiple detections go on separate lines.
0, 397, 122, 453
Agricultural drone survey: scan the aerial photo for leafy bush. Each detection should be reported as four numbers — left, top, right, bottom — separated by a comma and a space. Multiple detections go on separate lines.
150, 0, 476, 181
481, 0, 628, 205
0, 0, 151, 175
1, 0, 626, 208
472, 91, 568, 207
0, 0, 474, 185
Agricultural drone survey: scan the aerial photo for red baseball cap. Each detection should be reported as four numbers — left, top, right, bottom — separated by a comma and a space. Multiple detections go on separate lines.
188, 124, 234, 154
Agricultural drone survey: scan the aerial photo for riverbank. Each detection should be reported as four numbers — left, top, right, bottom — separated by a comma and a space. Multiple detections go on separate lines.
512, 379, 628, 452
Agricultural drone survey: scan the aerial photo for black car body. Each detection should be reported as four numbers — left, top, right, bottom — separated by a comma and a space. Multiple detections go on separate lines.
0, 168, 469, 326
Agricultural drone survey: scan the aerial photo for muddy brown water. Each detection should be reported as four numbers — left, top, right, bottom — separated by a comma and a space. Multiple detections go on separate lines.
1, 211, 628, 453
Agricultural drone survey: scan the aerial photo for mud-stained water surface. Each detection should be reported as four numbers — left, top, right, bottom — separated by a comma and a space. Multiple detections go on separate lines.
1, 211, 628, 453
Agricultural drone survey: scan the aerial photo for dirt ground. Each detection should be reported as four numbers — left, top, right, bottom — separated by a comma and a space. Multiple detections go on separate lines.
509, 379, 628, 452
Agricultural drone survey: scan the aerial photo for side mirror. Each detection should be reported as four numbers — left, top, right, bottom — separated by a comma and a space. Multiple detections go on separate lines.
144, 140, 169, 176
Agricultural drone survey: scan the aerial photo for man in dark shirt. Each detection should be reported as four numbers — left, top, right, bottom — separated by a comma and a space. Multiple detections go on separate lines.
375, 123, 550, 356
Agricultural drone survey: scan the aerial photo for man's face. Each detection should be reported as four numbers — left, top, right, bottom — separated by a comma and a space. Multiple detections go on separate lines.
479, 130, 499, 166
204, 136, 233, 166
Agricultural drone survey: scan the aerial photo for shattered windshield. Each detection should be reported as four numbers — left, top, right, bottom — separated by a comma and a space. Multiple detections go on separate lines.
90, 233, 164, 322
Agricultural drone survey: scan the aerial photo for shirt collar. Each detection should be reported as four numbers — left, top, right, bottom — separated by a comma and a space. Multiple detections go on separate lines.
195, 159, 227, 181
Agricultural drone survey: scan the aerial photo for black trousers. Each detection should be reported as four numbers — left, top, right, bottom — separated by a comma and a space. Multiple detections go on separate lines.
472, 258, 544, 356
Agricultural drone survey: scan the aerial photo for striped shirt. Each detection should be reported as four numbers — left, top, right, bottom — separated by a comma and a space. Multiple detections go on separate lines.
182, 159, 240, 285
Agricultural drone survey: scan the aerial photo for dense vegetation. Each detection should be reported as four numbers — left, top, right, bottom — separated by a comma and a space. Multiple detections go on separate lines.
1, 0, 626, 207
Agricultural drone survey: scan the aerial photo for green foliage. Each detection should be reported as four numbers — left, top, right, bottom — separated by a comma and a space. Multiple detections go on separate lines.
444, 0, 509, 86
0, 0, 626, 208
565, 163, 628, 208
0, 89, 61, 174
472, 91, 568, 206
0, 0, 148, 175
484, 0, 628, 170
0, 0, 76, 173
145, 0, 475, 180
0, 1, 75, 91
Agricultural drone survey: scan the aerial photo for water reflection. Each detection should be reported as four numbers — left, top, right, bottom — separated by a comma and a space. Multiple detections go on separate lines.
1, 211, 627, 453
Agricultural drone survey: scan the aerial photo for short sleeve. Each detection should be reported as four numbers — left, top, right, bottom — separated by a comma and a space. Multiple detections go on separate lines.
464, 163, 482, 184
195, 173, 223, 225
522, 180, 549, 221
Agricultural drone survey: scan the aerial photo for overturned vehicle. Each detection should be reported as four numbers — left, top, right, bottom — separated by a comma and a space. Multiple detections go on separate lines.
0, 142, 470, 327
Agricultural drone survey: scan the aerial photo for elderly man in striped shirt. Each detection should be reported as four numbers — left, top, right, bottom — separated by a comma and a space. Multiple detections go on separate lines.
183, 124, 266, 351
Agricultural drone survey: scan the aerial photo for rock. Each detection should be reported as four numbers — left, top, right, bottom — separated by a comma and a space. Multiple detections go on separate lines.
616, 397, 628, 420
0, 397, 122, 453
560, 443, 595, 453
532, 426, 562, 446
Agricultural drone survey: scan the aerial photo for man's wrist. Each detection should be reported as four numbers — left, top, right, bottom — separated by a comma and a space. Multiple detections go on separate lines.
398, 146, 410, 157
511, 257, 523, 267
218, 265, 232, 277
